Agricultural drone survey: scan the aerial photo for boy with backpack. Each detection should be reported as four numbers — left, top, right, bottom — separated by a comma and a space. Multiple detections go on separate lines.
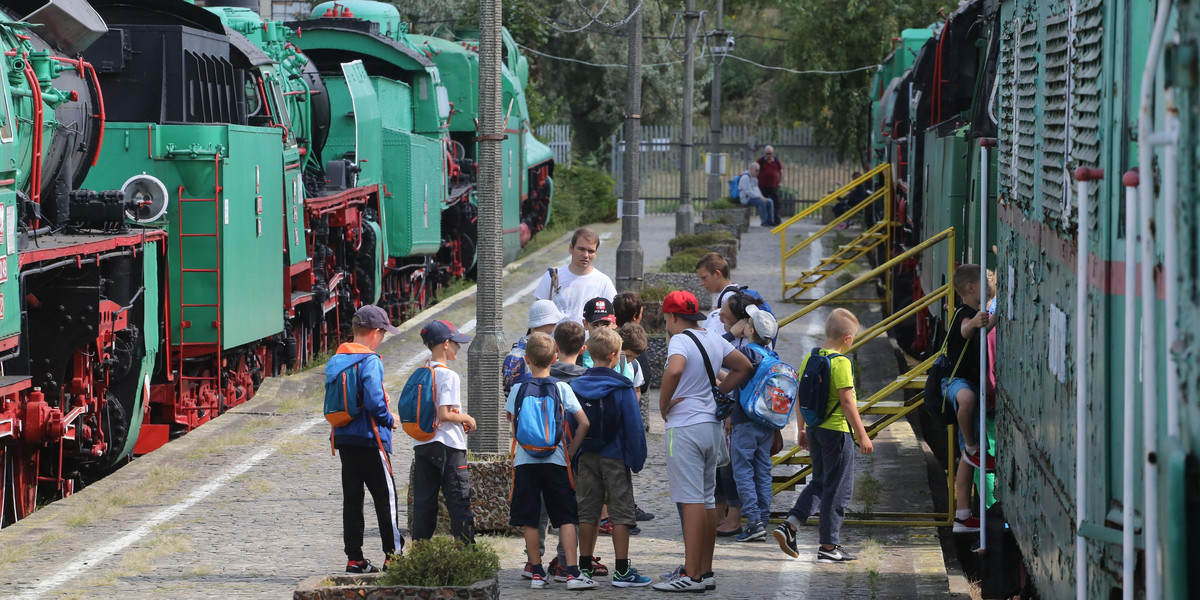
506, 332, 595, 590
723, 297, 786, 543
774, 308, 873, 563
504, 300, 566, 393
695, 253, 776, 348
408, 320, 477, 544
326, 305, 402, 574
569, 327, 650, 587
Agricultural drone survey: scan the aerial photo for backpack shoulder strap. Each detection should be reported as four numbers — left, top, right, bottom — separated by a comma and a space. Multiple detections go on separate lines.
547, 268, 560, 300
682, 329, 719, 389
715, 285, 740, 309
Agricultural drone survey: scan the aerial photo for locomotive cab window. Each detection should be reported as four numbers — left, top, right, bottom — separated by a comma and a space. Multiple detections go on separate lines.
0, 59, 15, 143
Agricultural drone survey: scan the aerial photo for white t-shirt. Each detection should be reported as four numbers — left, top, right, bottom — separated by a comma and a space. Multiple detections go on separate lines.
665, 327, 736, 429
414, 361, 467, 451
505, 380, 582, 467
704, 283, 741, 334
533, 265, 617, 325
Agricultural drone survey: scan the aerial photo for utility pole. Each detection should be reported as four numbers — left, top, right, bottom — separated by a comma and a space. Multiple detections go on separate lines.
467, 0, 505, 454
615, 0, 644, 293
676, 0, 697, 236
706, 0, 725, 203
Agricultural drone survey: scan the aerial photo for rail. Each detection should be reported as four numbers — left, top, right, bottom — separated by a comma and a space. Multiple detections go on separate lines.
770, 227, 959, 527
772, 163, 894, 303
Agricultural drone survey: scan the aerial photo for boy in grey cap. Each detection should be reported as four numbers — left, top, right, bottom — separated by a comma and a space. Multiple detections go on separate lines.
503, 299, 566, 393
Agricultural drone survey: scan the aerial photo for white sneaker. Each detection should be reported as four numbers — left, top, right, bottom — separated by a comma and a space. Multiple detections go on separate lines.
530, 574, 549, 589
651, 574, 706, 593
701, 572, 715, 590
567, 574, 597, 590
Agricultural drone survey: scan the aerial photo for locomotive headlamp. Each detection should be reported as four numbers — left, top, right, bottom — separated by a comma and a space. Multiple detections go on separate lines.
120, 174, 169, 223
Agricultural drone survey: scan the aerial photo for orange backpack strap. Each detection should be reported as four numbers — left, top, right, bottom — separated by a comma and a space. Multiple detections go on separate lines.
330, 426, 336, 456
507, 437, 518, 502
369, 417, 392, 474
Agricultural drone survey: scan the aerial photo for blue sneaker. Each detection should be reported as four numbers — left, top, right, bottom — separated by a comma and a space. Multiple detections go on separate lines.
612, 566, 651, 588
736, 522, 767, 542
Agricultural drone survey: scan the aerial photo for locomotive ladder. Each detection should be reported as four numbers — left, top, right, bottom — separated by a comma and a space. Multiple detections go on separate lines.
769, 227, 960, 528
175, 154, 224, 417
773, 163, 896, 303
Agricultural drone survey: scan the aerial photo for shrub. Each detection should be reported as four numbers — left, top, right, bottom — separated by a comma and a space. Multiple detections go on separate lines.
548, 164, 616, 229
705, 198, 741, 210
661, 247, 712, 273
379, 537, 499, 587
638, 284, 674, 303
668, 230, 734, 253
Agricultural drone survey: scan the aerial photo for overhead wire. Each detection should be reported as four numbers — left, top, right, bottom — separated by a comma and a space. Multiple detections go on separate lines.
722, 54, 880, 75
518, 41, 875, 76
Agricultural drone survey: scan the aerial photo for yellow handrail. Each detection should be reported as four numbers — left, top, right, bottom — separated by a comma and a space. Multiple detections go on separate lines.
778, 227, 956, 328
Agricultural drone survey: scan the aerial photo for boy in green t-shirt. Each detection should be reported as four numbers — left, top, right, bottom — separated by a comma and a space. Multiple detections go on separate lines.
773, 308, 874, 562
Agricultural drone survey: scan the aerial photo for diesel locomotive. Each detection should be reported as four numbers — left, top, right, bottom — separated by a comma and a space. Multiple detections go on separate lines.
871, 0, 1197, 597
0, 0, 555, 527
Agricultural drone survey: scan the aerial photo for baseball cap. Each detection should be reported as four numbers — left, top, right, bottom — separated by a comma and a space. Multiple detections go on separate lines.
745, 304, 778, 339
352, 305, 400, 334
529, 299, 565, 329
661, 290, 706, 321
582, 297, 616, 324
420, 319, 472, 346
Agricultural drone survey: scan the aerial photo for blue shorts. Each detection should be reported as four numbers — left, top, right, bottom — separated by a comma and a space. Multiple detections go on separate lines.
941, 377, 987, 452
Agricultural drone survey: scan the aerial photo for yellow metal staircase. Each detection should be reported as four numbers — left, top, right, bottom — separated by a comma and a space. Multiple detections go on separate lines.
770, 227, 960, 527
773, 163, 896, 303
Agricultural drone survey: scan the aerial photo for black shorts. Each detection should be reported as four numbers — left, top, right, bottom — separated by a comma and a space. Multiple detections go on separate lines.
510, 463, 578, 528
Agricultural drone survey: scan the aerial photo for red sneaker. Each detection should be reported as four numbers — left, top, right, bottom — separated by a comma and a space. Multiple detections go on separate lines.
548, 556, 569, 583
953, 515, 980, 533
598, 518, 614, 535
962, 449, 995, 472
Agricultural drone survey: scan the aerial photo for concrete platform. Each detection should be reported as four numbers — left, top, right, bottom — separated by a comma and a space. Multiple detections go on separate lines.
0, 215, 953, 599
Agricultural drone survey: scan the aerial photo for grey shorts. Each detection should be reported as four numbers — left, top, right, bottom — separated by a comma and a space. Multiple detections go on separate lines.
665, 422, 723, 508
575, 453, 636, 526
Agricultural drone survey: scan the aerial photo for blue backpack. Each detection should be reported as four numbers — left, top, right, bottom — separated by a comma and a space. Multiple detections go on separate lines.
718, 285, 778, 346
796, 348, 844, 427
728, 174, 742, 200
398, 363, 442, 442
513, 378, 568, 458
324, 363, 362, 428
502, 336, 530, 393
738, 344, 800, 430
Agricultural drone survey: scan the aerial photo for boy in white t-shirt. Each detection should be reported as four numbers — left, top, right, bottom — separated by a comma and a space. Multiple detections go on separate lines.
653, 291, 753, 593
534, 227, 617, 324
410, 320, 477, 544
695, 252, 742, 334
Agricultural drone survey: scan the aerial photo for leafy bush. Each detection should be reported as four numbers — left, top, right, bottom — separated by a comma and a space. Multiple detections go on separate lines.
661, 247, 712, 273
705, 198, 741, 210
548, 164, 617, 229
668, 231, 734, 253
638, 284, 674, 303
379, 537, 499, 587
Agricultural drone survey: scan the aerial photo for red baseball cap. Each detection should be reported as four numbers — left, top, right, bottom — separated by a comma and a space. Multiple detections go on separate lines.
661, 290, 706, 321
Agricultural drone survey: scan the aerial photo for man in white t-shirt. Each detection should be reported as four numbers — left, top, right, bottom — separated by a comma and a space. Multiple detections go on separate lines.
695, 252, 741, 334
534, 227, 617, 324
652, 291, 752, 593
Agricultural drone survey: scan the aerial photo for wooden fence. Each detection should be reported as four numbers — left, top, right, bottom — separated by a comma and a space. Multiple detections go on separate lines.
608, 125, 858, 215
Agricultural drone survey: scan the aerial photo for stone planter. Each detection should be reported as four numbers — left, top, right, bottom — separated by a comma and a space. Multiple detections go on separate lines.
644, 272, 711, 308
294, 574, 499, 600
406, 455, 519, 535
695, 222, 743, 241
702, 207, 752, 233
640, 301, 664, 333
643, 334, 668, 391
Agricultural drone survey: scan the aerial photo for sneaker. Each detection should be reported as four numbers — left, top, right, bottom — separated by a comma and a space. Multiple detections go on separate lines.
612, 566, 652, 588
598, 518, 614, 535
774, 524, 799, 558
953, 515, 981, 533
530, 573, 549, 589
660, 564, 685, 580
962, 449, 996, 471
345, 559, 379, 574
522, 562, 535, 580
635, 505, 656, 521
817, 545, 858, 563
651, 573, 706, 593
567, 573, 598, 590
590, 556, 609, 577
549, 557, 569, 583
736, 522, 767, 542
716, 525, 742, 537
630, 525, 642, 536
700, 572, 716, 590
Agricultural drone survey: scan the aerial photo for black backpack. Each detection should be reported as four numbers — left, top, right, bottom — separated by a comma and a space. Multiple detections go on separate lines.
923, 309, 970, 425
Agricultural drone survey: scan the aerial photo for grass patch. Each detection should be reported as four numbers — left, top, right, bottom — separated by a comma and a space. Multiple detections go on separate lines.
668, 230, 734, 253
638, 284, 674, 303
277, 434, 311, 456
661, 247, 711, 273
183, 416, 273, 460
437, 276, 475, 301
244, 478, 277, 495
121, 533, 190, 572
855, 470, 884, 516
518, 222, 572, 261
183, 565, 213, 578
704, 198, 741, 210
380, 536, 499, 587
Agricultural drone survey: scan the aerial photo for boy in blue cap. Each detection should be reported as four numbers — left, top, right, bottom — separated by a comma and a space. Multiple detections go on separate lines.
411, 319, 478, 544
328, 305, 402, 573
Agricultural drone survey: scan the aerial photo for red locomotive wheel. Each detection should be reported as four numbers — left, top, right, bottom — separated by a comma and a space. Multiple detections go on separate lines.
9, 447, 38, 521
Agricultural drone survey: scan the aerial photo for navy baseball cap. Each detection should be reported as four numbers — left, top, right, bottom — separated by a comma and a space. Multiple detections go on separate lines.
420, 319, 472, 346
583, 297, 616, 324
352, 305, 400, 334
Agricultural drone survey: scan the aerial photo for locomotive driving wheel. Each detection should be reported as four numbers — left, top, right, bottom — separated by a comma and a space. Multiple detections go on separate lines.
7, 446, 39, 523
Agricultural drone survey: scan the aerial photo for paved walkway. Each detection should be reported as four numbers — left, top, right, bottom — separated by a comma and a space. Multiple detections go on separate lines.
0, 215, 952, 599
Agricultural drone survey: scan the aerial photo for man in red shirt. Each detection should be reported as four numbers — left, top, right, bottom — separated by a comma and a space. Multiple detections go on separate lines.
756, 146, 783, 209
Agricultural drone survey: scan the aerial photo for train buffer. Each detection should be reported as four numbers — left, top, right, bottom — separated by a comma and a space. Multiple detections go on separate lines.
771, 224, 961, 527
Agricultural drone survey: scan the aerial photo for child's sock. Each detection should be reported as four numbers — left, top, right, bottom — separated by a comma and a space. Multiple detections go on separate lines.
786, 515, 802, 530
956, 509, 972, 520
580, 556, 593, 571
964, 444, 979, 456
530, 563, 546, 577
566, 565, 582, 578
616, 559, 630, 573
700, 571, 714, 579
